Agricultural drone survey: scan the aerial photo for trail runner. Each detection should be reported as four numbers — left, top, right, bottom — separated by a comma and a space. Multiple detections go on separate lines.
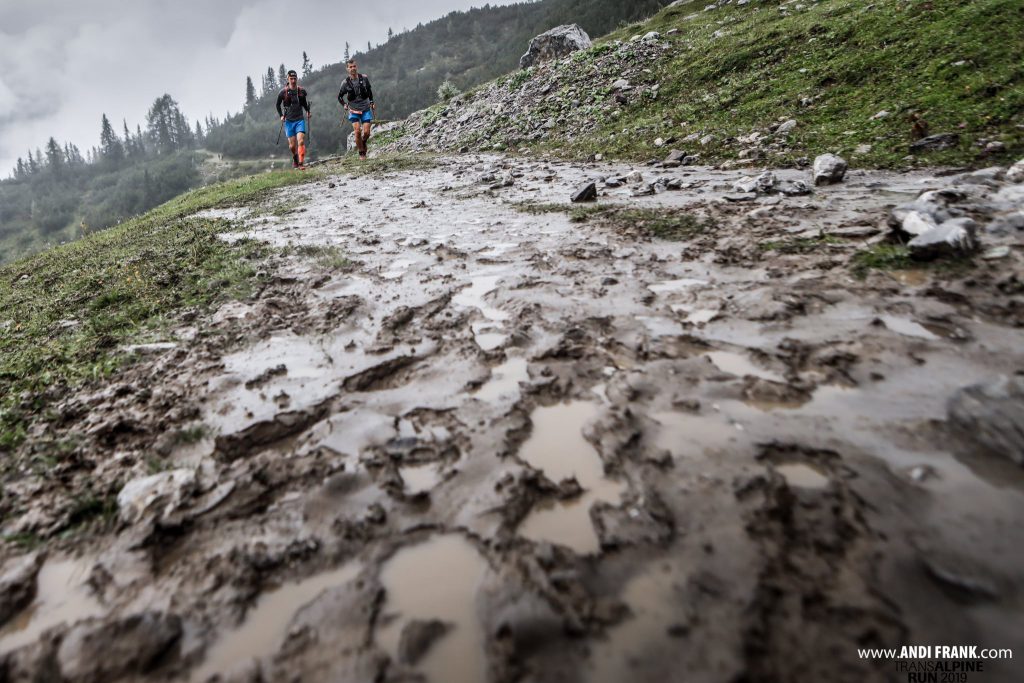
338, 59, 375, 160
276, 70, 311, 168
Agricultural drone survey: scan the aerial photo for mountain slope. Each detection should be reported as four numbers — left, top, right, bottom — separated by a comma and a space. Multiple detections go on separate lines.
381, 0, 1024, 167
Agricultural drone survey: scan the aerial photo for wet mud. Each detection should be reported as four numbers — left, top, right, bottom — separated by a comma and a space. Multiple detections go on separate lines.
1, 155, 1023, 682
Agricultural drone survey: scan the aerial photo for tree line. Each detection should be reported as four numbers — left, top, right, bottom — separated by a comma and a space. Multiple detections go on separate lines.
1, 94, 207, 263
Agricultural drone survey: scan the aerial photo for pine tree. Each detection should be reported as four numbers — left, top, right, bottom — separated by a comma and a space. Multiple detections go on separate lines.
344, 42, 350, 61
245, 76, 257, 106
45, 137, 64, 175
263, 67, 276, 97
123, 120, 136, 159
302, 52, 313, 77
99, 114, 124, 164
388, 27, 394, 40
194, 120, 204, 144
367, 41, 372, 53
26, 150, 37, 174
14, 158, 25, 179
278, 64, 288, 88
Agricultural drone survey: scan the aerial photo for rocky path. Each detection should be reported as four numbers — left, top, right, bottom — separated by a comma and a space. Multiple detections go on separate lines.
1, 155, 1023, 682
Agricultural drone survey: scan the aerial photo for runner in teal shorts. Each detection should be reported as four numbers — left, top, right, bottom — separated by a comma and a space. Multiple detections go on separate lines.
338, 59, 375, 160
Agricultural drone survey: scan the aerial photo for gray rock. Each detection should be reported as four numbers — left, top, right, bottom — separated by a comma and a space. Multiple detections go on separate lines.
776, 179, 812, 196
1007, 158, 1024, 183
947, 375, 1024, 465
895, 210, 940, 239
910, 133, 959, 153
604, 176, 624, 188
889, 189, 964, 228
571, 182, 598, 203
632, 184, 656, 197
610, 78, 631, 91
398, 619, 452, 665
0, 552, 44, 626
625, 170, 644, 184
870, 110, 891, 120
982, 246, 1011, 260
908, 217, 978, 260
986, 211, 1024, 235
58, 611, 183, 683
642, 31, 661, 41
776, 119, 798, 134
812, 153, 848, 185
520, 24, 592, 69
733, 171, 777, 194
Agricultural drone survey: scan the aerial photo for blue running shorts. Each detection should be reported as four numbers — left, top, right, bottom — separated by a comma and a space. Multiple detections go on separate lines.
348, 109, 374, 123
284, 118, 307, 138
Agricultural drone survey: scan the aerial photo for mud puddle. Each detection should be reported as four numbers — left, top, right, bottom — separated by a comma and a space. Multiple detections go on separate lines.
191, 561, 362, 682
517, 401, 626, 554
376, 535, 487, 683
0, 556, 102, 655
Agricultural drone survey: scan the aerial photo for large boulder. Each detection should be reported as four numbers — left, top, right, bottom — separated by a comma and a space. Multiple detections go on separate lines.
520, 24, 592, 69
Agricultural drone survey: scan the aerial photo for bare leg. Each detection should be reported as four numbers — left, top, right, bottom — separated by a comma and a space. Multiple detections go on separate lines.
287, 136, 298, 166
296, 132, 307, 165
361, 122, 372, 156
352, 122, 364, 157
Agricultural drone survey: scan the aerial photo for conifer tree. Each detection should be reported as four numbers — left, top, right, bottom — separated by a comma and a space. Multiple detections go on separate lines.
344, 42, 350, 61
245, 76, 256, 106
263, 67, 276, 97
99, 114, 124, 164
302, 52, 313, 77
279, 64, 288, 88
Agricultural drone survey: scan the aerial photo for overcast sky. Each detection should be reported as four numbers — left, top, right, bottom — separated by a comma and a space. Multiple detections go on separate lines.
0, 0, 522, 173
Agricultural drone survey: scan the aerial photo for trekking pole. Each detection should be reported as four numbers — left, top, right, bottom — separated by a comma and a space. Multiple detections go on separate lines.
275, 119, 284, 145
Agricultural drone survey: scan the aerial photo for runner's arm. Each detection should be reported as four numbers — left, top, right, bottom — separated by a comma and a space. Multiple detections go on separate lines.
365, 77, 375, 108
337, 83, 350, 111
275, 90, 285, 118
300, 89, 311, 116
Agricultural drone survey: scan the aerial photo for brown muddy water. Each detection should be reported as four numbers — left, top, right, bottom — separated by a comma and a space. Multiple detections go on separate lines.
1, 154, 1022, 682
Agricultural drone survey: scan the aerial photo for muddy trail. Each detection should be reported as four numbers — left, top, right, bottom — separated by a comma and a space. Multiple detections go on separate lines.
2, 155, 1023, 682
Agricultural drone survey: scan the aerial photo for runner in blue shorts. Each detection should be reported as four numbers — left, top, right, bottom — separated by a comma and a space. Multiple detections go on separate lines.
276, 70, 311, 168
338, 59, 376, 160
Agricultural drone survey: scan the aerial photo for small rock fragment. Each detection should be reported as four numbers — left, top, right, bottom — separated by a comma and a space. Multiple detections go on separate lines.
909, 133, 959, 153
571, 182, 598, 203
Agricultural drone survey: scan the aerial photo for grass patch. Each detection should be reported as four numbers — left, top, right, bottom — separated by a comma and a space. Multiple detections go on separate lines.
513, 202, 714, 239
851, 244, 914, 277
295, 244, 351, 270
760, 235, 843, 254
330, 152, 438, 176
0, 169, 323, 452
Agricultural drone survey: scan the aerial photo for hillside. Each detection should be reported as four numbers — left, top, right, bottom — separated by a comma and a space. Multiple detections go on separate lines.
203, 0, 673, 159
383, 0, 1024, 167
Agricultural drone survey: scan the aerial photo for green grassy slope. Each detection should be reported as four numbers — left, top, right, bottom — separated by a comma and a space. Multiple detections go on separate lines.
389, 0, 1024, 167
0, 168, 325, 451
